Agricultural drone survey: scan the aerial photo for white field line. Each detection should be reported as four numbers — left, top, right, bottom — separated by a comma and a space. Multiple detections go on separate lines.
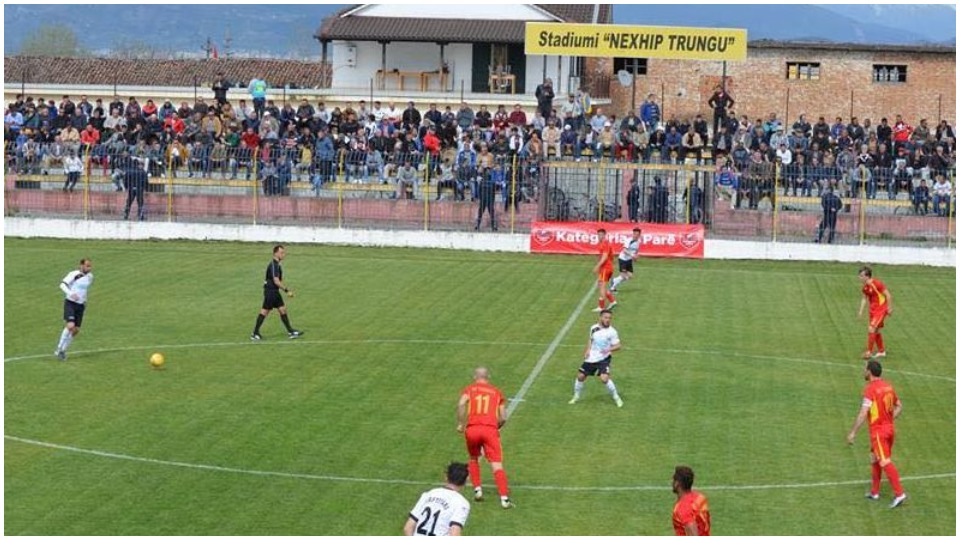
5, 435, 953, 493
505, 284, 597, 417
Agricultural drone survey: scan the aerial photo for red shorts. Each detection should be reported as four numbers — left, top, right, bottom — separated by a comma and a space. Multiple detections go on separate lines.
869, 429, 895, 462
465, 425, 503, 463
869, 309, 888, 329
598, 266, 613, 283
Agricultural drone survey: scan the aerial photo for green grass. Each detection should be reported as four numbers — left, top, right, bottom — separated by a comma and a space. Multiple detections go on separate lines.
4, 238, 956, 535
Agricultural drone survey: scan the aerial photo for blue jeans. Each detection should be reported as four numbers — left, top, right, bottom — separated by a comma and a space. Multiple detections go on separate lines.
933, 194, 951, 216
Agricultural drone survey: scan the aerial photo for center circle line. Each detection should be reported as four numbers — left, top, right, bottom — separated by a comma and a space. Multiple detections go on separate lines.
5, 435, 954, 493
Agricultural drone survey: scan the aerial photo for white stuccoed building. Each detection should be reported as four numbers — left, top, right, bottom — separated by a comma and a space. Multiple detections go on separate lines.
315, 4, 612, 97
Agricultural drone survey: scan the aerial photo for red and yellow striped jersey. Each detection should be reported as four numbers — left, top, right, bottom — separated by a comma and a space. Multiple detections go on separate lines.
863, 379, 899, 433
862, 279, 889, 311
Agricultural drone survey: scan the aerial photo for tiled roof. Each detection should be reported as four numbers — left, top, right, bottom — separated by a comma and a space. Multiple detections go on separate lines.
748, 39, 955, 55
316, 4, 612, 44
4, 56, 331, 88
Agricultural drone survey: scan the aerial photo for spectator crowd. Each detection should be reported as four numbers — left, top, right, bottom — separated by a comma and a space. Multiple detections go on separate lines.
3, 76, 956, 217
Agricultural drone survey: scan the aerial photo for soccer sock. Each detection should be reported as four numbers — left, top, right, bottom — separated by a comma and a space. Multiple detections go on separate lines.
875, 333, 885, 353
605, 291, 616, 303
611, 275, 623, 289
493, 469, 510, 498
598, 297, 606, 309
573, 379, 584, 397
883, 463, 904, 497
870, 462, 882, 495
62, 331, 75, 352
468, 459, 482, 488
280, 313, 294, 332
57, 328, 71, 351
253, 314, 265, 334
605, 379, 620, 399
866, 332, 876, 353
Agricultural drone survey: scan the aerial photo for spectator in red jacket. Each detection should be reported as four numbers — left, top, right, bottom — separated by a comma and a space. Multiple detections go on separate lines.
423, 127, 441, 157
241, 127, 261, 150
492, 105, 509, 135
508, 104, 527, 129
80, 124, 100, 145
141, 99, 158, 119
892, 115, 913, 151
163, 112, 186, 136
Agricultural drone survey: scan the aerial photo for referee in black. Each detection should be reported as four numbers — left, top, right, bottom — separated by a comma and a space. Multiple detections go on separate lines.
474, 169, 498, 232
123, 157, 148, 221
251, 245, 303, 340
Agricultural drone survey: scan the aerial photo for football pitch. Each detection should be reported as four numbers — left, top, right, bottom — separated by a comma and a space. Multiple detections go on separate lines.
4, 237, 956, 535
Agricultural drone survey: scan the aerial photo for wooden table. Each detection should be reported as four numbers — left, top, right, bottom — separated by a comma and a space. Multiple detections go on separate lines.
377, 70, 421, 91
489, 73, 517, 94
419, 71, 449, 92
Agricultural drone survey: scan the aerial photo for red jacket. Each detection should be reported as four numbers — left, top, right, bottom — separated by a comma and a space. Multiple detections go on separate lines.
80, 127, 100, 145
241, 132, 261, 149
423, 132, 441, 155
893, 122, 913, 143
164, 117, 186, 134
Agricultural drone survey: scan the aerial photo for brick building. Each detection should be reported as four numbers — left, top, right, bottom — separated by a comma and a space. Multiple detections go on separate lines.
589, 40, 955, 126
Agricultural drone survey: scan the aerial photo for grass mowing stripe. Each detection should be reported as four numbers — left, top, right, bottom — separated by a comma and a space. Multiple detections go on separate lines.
506, 283, 597, 418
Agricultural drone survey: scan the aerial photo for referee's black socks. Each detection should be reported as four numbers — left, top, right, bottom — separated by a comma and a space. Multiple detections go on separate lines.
280, 314, 294, 332
254, 314, 266, 334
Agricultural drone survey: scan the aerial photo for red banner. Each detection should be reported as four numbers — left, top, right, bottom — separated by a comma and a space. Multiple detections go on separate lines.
529, 221, 705, 259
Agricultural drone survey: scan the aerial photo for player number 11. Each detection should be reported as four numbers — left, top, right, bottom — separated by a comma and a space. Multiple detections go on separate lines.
473, 394, 490, 415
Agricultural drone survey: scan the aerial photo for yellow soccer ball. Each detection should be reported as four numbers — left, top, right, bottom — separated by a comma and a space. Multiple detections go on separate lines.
149, 352, 165, 368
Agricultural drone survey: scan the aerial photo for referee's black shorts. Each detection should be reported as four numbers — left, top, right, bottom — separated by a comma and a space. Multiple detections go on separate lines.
262, 288, 285, 310
63, 300, 86, 327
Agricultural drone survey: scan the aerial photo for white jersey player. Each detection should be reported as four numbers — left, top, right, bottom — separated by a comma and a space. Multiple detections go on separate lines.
610, 227, 642, 292
569, 309, 623, 407
55, 258, 94, 361
404, 463, 471, 536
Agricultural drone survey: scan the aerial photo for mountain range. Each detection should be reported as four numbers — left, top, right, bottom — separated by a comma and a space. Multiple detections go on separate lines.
3, 4, 955, 57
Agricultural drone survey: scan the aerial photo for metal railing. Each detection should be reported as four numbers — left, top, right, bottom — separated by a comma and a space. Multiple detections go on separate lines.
4, 141, 955, 248
3, 142, 543, 233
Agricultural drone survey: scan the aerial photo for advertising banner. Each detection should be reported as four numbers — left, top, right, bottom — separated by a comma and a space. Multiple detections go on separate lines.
530, 221, 705, 259
525, 22, 747, 61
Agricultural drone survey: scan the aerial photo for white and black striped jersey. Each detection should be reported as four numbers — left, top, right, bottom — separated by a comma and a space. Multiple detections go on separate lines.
60, 270, 94, 304
586, 324, 620, 363
618, 238, 641, 261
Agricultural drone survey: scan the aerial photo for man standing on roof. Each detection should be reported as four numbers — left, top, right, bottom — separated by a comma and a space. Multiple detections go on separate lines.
248, 77, 268, 120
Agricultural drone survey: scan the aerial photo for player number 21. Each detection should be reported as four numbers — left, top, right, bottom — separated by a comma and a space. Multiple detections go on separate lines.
473, 394, 490, 415
416, 506, 440, 536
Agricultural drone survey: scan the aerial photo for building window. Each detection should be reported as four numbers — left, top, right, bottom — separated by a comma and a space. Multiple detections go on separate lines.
491, 44, 509, 72
786, 62, 820, 80
613, 57, 648, 75
873, 64, 907, 83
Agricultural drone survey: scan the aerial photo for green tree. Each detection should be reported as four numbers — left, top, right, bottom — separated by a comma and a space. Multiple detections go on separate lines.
18, 23, 88, 57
